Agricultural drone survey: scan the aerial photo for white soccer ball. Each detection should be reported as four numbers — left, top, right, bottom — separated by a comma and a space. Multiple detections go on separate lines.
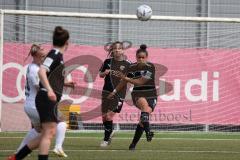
136, 5, 152, 21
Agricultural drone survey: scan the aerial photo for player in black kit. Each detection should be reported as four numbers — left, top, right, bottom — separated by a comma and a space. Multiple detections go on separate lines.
99, 41, 131, 147
108, 44, 157, 150
7, 26, 72, 160
35, 26, 72, 160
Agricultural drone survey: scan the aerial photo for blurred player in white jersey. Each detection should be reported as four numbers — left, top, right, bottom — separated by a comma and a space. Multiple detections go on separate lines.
13, 44, 68, 158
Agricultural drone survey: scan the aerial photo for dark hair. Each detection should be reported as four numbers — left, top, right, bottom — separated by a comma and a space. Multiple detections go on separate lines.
104, 41, 132, 57
53, 26, 69, 47
136, 44, 148, 56
24, 44, 41, 62
108, 41, 123, 57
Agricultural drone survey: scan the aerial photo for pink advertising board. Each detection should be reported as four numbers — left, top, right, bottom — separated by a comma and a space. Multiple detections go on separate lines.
2, 43, 240, 125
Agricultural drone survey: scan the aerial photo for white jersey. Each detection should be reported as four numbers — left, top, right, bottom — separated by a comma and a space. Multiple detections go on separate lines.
24, 63, 40, 109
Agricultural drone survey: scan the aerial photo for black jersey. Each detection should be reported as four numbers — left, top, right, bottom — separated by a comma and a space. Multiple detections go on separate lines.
127, 62, 157, 98
99, 58, 131, 98
40, 49, 64, 98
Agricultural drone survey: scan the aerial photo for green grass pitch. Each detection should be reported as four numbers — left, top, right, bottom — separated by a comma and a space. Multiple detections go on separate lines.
1, 131, 240, 160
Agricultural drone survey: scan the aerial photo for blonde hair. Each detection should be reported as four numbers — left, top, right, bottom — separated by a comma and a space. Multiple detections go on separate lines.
24, 44, 41, 62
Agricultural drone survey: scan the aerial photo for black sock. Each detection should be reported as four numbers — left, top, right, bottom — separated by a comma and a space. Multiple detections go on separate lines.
103, 120, 113, 141
38, 155, 48, 160
140, 112, 150, 133
131, 124, 144, 145
15, 145, 32, 160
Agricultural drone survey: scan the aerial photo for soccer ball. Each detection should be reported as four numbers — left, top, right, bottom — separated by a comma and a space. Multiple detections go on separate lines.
136, 5, 152, 21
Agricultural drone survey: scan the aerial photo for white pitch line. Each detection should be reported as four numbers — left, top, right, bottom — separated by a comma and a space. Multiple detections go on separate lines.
63, 150, 240, 154
0, 136, 239, 141
0, 149, 240, 154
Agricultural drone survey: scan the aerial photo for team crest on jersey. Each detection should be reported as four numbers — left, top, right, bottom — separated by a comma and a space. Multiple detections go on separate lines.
120, 65, 125, 70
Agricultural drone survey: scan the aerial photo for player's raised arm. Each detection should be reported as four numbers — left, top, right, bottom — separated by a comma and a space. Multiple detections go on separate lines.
112, 69, 150, 86
64, 75, 76, 89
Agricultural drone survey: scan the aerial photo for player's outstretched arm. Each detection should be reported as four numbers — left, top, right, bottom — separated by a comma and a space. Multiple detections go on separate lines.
64, 81, 76, 88
112, 70, 149, 85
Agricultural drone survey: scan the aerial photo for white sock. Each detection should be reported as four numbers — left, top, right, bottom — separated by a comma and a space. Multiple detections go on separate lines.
16, 128, 39, 152
55, 122, 67, 149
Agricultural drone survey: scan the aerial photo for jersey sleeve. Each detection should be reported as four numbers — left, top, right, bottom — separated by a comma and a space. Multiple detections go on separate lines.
42, 52, 58, 72
99, 59, 110, 72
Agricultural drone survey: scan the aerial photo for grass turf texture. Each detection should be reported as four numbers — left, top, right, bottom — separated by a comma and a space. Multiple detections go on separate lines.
0, 132, 240, 160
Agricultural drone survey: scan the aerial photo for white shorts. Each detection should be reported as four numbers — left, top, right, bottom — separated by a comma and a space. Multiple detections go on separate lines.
24, 101, 40, 129
24, 101, 63, 127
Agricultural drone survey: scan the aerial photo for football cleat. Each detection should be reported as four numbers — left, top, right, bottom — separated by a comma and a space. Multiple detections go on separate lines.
53, 148, 68, 158
100, 140, 110, 147
6, 155, 16, 160
146, 131, 154, 142
129, 143, 136, 151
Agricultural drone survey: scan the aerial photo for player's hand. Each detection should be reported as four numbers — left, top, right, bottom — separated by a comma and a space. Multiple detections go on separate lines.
48, 90, 57, 102
112, 70, 125, 79
107, 92, 115, 99
64, 81, 76, 89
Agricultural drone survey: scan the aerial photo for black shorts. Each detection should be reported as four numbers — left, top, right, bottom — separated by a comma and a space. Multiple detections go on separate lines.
35, 90, 61, 123
101, 91, 124, 113
132, 96, 157, 111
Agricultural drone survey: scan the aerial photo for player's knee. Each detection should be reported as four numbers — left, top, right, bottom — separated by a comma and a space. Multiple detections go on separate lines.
143, 107, 152, 113
51, 127, 57, 135
106, 113, 115, 121
138, 122, 144, 128
137, 98, 152, 113
136, 97, 147, 108
42, 126, 56, 138
46, 128, 56, 139
106, 117, 113, 121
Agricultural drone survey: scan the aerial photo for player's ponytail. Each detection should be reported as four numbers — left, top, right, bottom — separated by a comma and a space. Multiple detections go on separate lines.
136, 44, 148, 56
53, 26, 69, 47
24, 44, 41, 62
